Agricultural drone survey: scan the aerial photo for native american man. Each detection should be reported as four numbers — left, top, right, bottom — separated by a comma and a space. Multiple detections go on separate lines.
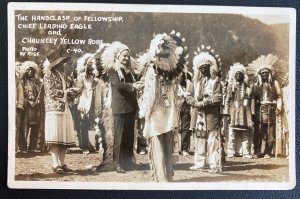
186, 46, 223, 173
19, 61, 41, 153
139, 31, 188, 181
247, 54, 283, 159
224, 63, 254, 159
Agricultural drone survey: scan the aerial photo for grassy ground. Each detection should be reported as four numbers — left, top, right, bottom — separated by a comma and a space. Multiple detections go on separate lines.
14, 148, 289, 183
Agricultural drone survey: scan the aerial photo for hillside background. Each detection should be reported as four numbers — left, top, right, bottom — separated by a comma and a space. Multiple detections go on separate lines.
15, 11, 289, 78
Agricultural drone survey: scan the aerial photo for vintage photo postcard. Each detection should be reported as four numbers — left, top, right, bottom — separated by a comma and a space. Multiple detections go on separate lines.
7, 2, 296, 190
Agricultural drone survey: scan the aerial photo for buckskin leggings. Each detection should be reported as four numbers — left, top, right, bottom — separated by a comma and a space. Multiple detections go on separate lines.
148, 131, 174, 182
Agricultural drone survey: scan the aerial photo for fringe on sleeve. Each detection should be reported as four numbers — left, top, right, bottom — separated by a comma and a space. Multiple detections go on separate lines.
138, 64, 157, 120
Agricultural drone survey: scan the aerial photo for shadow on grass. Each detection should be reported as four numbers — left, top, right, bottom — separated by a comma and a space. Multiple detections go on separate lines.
15, 152, 50, 158
173, 159, 287, 175
174, 172, 271, 182
224, 162, 287, 172
173, 163, 194, 171
15, 168, 101, 181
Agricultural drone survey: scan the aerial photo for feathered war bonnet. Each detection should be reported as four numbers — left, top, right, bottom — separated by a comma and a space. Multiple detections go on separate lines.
247, 54, 288, 86
77, 41, 113, 78
101, 41, 130, 73
228, 63, 248, 84
76, 53, 95, 75
182, 64, 193, 81
147, 30, 188, 81
227, 63, 250, 94
20, 61, 40, 80
192, 45, 222, 80
87, 41, 111, 77
135, 51, 151, 78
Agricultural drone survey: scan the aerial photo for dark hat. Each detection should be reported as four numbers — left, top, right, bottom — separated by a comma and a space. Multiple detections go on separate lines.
46, 49, 71, 69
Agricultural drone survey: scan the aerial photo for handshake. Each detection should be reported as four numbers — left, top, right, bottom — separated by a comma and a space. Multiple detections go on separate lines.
67, 87, 81, 98
195, 97, 213, 109
132, 81, 144, 91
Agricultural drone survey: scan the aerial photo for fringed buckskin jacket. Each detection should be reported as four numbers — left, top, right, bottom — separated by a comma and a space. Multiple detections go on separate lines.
224, 81, 254, 129
139, 65, 179, 139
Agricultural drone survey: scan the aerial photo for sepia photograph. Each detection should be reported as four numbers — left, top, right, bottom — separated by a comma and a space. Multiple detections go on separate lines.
7, 2, 296, 190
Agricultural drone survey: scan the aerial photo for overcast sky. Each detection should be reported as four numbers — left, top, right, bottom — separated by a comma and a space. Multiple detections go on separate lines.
243, 14, 290, 25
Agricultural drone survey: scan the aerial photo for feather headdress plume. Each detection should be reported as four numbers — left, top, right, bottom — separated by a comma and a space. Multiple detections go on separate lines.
228, 63, 249, 86
137, 51, 151, 69
192, 45, 221, 81
130, 56, 143, 76
94, 41, 110, 59
193, 45, 221, 71
76, 53, 95, 74
20, 61, 40, 80
90, 41, 111, 77
147, 30, 188, 80
101, 41, 130, 73
76, 41, 111, 76
247, 54, 288, 85
182, 64, 193, 80
230, 63, 246, 77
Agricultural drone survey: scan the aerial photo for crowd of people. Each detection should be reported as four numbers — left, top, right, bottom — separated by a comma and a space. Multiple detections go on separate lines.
15, 31, 289, 181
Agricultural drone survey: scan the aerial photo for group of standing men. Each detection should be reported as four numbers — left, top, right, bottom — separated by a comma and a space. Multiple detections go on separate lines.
15, 61, 44, 154
15, 30, 289, 181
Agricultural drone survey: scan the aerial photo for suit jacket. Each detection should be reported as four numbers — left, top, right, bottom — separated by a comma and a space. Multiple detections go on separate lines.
108, 69, 138, 115
186, 77, 222, 131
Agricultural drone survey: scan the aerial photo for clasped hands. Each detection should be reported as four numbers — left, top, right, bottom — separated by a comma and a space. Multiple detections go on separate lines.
66, 87, 80, 98
132, 81, 144, 91
27, 99, 38, 108
195, 97, 212, 109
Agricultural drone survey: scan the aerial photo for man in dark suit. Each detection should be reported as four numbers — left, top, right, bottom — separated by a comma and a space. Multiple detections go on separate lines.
104, 42, 141, 173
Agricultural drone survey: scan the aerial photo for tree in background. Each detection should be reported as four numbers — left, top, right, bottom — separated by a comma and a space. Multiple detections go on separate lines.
15, 11, 289, 78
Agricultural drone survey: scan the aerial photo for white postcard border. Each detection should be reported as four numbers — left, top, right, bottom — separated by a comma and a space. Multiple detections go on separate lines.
7, 2, 297, 190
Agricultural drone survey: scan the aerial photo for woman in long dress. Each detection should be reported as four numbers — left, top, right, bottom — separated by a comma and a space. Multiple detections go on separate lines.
43, 50, 77, 174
